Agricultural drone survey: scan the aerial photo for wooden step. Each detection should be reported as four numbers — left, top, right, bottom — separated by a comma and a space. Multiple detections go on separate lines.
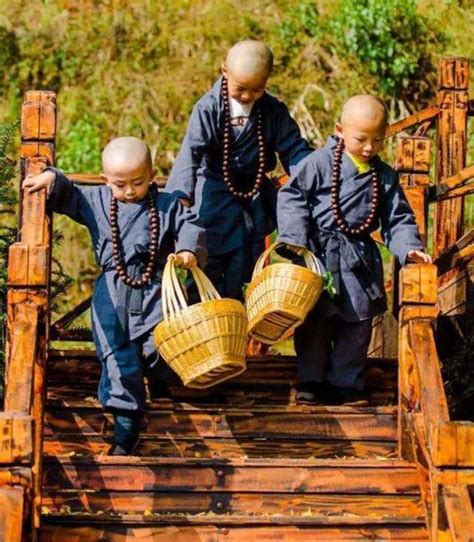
40, 524, 429, 541
44, 433, 398, 459
43, 457, 420, 494
44, 406, 397, 441
42, 492, 424, 525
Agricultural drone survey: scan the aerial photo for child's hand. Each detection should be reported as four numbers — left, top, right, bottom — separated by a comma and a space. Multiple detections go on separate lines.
174, 251, 197, 269
179, 198, 192, 208
407, 250, 432, 264
284, 243, 306, 256
22, 170, 55, 193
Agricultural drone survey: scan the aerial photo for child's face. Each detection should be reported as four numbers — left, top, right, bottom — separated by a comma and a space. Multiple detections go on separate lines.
336, 117, 386, 162
222, 64, 269, 105
102, 160, 154, 203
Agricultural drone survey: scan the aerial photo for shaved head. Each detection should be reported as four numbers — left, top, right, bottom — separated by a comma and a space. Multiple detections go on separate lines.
225, 40, 273, 79
102, 136, 152, 174
341, 95, 388, 128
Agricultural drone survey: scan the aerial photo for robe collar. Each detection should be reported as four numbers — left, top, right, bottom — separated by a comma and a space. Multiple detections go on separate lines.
325, 135, 381, 179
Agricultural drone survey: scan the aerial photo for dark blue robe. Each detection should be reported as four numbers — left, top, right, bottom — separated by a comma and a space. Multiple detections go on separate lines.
47, 169, 207, 359
166, 77, 312, 267
277, 135, 424, 322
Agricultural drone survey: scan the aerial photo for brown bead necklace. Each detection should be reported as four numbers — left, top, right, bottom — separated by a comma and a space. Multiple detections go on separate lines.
221, 77, 266, 200
110, 192, 159, 288
331, 137, 381, 236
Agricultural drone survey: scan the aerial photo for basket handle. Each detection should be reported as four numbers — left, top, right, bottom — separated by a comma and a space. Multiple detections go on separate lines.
252, 241, 323, 279
162, 255, 221, 320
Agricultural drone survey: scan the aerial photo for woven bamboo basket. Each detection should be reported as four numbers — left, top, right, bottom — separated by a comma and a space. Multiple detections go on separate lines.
246, 242, 324, 344
153, 255, 248, 388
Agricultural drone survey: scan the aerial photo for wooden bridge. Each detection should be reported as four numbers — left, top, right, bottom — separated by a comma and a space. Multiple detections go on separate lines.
1, 57, 473, 542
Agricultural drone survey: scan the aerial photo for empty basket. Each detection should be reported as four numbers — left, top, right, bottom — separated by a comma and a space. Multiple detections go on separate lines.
154, 255, 248, 388
246, 242, 324, 345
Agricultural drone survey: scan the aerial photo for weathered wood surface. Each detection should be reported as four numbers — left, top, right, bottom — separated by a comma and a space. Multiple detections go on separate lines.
442, 485, 474, 542
0, 413, 33, 464
386, 105, 439, 138
42, 491, 425, 524
40, 524, 430, 541
435, 57, 469, 257
42, 457, 419, 494
0, 486, 25, 542
431, 422, 474, 467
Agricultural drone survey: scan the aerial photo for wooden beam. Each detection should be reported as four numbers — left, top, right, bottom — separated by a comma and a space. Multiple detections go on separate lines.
0, 486, 25, 542
4, 303, 39, 413
442, 485, 473, 542
51, 296, 91, 332
386, 105, 439, 138
434, 57, 469, 257
0, 413, 33, 464
400, 265, 437, 305
435, 229, 474, 275
66, 173, 168, 188
431, 422, 474, 468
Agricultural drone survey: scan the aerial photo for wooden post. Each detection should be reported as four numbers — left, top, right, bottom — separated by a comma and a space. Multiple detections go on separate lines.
398, 264, 438, 459
434, 57, 469, 258
4, 90, 56, 540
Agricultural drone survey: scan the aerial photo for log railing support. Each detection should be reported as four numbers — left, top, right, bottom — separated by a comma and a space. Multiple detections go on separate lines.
3, 91, 56, 541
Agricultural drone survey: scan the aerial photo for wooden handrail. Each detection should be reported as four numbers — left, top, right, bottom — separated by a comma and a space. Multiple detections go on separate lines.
1, 91, 56, 540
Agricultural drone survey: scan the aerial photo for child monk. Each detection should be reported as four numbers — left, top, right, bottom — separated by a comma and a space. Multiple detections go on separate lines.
166, 40, 312, 300
23, 137, 206, 454
277, 95, 431, 405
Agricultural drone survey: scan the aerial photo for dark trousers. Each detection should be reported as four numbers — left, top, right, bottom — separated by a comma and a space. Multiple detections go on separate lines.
98, 331, 174, 413
201, 246, 254, 301
294, 307, 373, 391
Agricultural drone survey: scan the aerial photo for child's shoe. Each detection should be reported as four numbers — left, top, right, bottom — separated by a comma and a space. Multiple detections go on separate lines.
108, 410, 140, 456
296, 382, 326, 405
326, 385, 368, 406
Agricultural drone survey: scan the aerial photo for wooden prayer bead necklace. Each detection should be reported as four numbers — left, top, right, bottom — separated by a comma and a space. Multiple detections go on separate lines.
110, 192, 159, 288
331, 137, 381, 236
221, 77, 265, 200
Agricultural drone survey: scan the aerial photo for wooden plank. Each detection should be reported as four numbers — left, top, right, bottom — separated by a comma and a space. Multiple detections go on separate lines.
0, 413, 33, 464
44, 408, 397, 441
400, 265, 437, 305
40, 524, 430, 541
0, 467, 32, 488
21, 90, 56, 141
51, 296, 92, 332
41, 491, 425, 524
395, 137, 431, 173
43, 434, 397, 460
7, 244, 29, 286
42, 460, 420, 494
437, 269, 468, 315
408, 320, 449, 434
434, 58, 469, 257
442, 485, 473, 542
386, 105, 439, 138
20, 141, 54, 162
64, 173, 167, 189
20, 156, 48, 246
0, 486, 25, 542
4, 303, 39, 413
435, 229, 474, 275
431, 422, 474, 467
435, 469, 474, 486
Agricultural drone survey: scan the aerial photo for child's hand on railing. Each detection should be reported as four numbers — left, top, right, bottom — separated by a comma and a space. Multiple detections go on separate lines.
407, 250, 432, 264
174, 251, 197, 269
22, 170, 55, 193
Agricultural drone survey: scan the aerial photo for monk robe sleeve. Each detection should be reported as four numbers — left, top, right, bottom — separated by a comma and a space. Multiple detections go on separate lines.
277, 157, 315, 249
380, 170, 424, 265
173, 198, 208, 268
166, 103, 215, 203
46, 167, 96, 228
274, 102, 313, 175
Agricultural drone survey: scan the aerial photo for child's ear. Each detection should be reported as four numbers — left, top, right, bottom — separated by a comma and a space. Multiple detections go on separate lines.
335, 123, 344, 138
100, 173, 110, 185
150, 168, 157, 180
221, 63, 228, 77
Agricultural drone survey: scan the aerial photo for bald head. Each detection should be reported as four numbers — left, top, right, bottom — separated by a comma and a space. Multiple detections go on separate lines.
102, 136, 152, 174
341, 95, 388, 128
225, 40, 273, 79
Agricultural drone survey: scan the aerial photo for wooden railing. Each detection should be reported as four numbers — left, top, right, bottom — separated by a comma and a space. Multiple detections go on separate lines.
1, 91, 56, 541
2, 57, 474, 541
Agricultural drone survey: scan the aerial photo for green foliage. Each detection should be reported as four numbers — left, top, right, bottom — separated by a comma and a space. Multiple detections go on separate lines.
276, 0, 321, 58
56, 117, 102, 173
331, 0, 445, 98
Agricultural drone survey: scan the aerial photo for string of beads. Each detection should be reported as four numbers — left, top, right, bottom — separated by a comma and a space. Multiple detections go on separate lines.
331, 137, 381, 235
110, 192, 159, 288
221, 77, 265, 200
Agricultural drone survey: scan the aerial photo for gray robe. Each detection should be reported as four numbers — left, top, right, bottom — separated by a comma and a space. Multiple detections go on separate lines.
277, 136, 423, 321
166, 77, 313, 260
47, 169, 207, 359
